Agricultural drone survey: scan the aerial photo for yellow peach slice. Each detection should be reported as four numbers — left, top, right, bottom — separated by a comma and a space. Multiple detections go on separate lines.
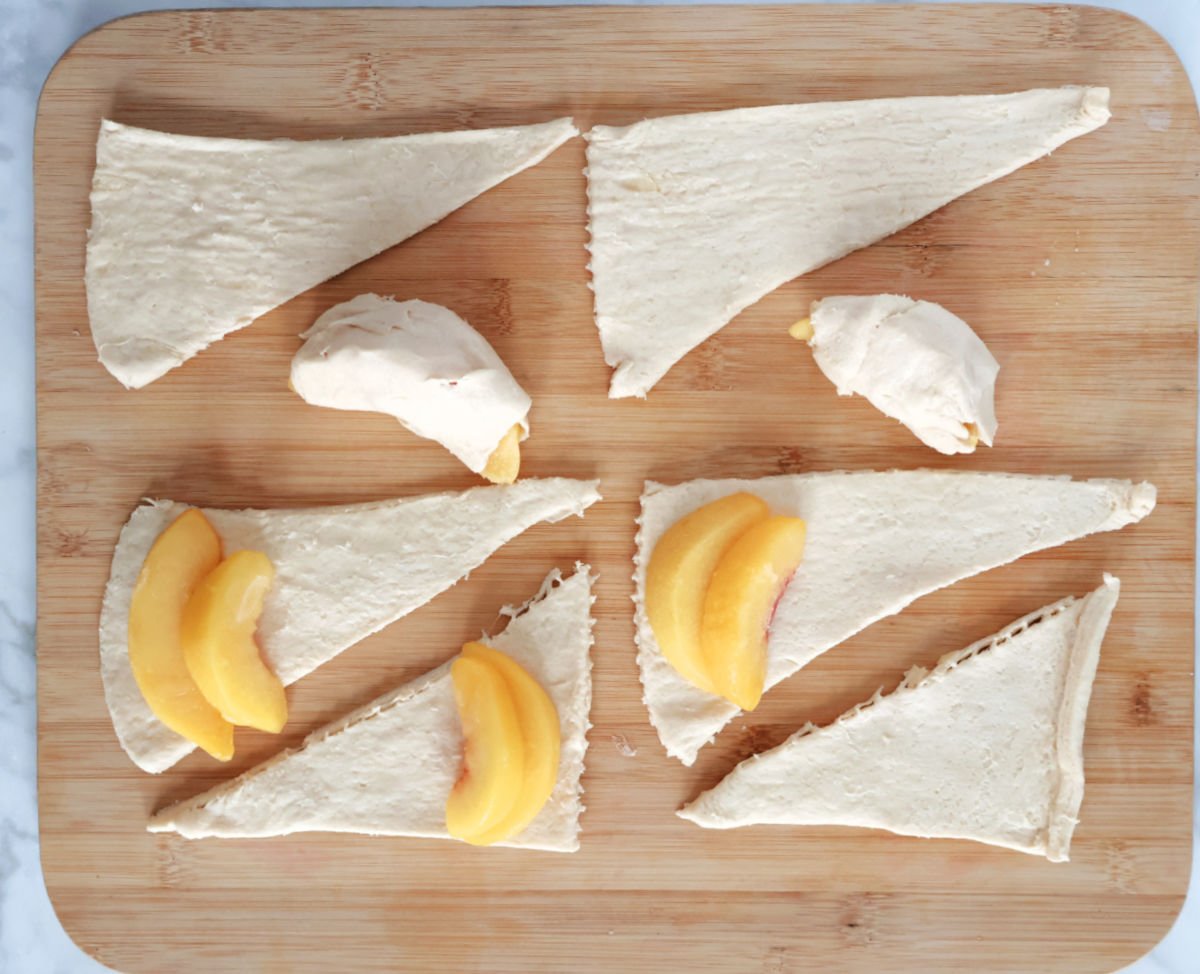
701, 516, 807, 712
127, 509, 234, 761
181, 550, 287, 734
788, 317, 814, 342
645, 492, 770, 693
460, 642, 561, 846
446, 655, 525, 842
481, 423, 523, 484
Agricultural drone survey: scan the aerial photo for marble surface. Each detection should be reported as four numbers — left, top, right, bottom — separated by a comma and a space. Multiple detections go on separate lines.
1, 0, 1197, 971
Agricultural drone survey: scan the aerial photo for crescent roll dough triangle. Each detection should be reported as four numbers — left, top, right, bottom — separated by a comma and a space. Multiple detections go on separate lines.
101, 478, 600, 773
634, 470, 1154, 764
87, 117, 577, 388
150, 566, 595, 851
680, 576, 1120, 862
585, 87, 1109, 398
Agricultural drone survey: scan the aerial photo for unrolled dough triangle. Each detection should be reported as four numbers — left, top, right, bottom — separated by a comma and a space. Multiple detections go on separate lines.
635, 470, 1153, 764
87, 117, 578, 388
149, 566, 595, 852
680, 576, 1120, 862
585, 87, 1110, 398
102, 478, 600, 773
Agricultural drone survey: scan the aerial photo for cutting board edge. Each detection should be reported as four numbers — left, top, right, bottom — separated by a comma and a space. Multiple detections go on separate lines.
31, 4, 1200, 973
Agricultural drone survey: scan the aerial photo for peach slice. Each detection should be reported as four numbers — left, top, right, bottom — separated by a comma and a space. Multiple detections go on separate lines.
645, 492, 770, 693
445, 655, 525, 842
460, 642, 561, 845
127, 509, 235, 761
181, 550, 287, 734
701, 516, 807, 711
481, 423, 523, 484
788, 317, 815, 342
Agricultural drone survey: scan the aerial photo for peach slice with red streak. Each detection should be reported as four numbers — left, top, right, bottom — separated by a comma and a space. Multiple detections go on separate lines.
701, 516, 807, 711
182, 549, 287, 734
645, 492, 770, 694
445, 655, 525, 841
459, 642, 561, 846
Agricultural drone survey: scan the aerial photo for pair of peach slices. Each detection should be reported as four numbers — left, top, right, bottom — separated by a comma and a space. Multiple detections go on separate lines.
646, 493, 806, 711
129, 509, 285, 759
130, 507, 561, 846
446, 643, 562, 846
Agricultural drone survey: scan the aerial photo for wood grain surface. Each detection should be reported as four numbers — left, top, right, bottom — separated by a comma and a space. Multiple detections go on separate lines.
34, 5, 1199, 973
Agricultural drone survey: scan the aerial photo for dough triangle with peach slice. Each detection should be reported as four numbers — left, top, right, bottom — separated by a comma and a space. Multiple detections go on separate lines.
635, 470, 1155, 765
101, 478, 600, 774
679, 576, 1121, 863
87, 116, 578, 389
149, 566, 595, 852
586, 86, 1110, 398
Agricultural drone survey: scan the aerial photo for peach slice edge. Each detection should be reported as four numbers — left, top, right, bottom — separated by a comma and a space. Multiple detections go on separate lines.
645, 492, 770, 694
701, 515, 807, 712
127, 509, 235, 761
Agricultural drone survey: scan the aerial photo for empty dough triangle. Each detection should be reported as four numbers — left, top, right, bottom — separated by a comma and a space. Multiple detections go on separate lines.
149, 566, 595, 852
680, 576, 1120, 862
87, 116, 578, 388
101, 478, 600, 773
635, 470, 1153, 764
585, 87, 1110, 397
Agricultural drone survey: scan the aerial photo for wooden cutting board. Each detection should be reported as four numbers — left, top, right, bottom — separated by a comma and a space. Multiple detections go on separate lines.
34, 5, 1199, 973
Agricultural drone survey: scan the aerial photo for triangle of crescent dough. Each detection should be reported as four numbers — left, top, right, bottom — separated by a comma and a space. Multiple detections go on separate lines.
148, 566, 595, 852
635, 471, 1154, 765
87, 116, 578, 389
101, 478, 600, 773
680, 575, 1120, 862
585, 87, 1110, 398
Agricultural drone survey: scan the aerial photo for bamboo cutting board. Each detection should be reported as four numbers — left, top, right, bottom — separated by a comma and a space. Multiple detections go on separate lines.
34, 5, 1199, 973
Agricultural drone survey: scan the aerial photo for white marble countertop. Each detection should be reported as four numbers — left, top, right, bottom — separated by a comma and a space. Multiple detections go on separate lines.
1, 1, 1196, 971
